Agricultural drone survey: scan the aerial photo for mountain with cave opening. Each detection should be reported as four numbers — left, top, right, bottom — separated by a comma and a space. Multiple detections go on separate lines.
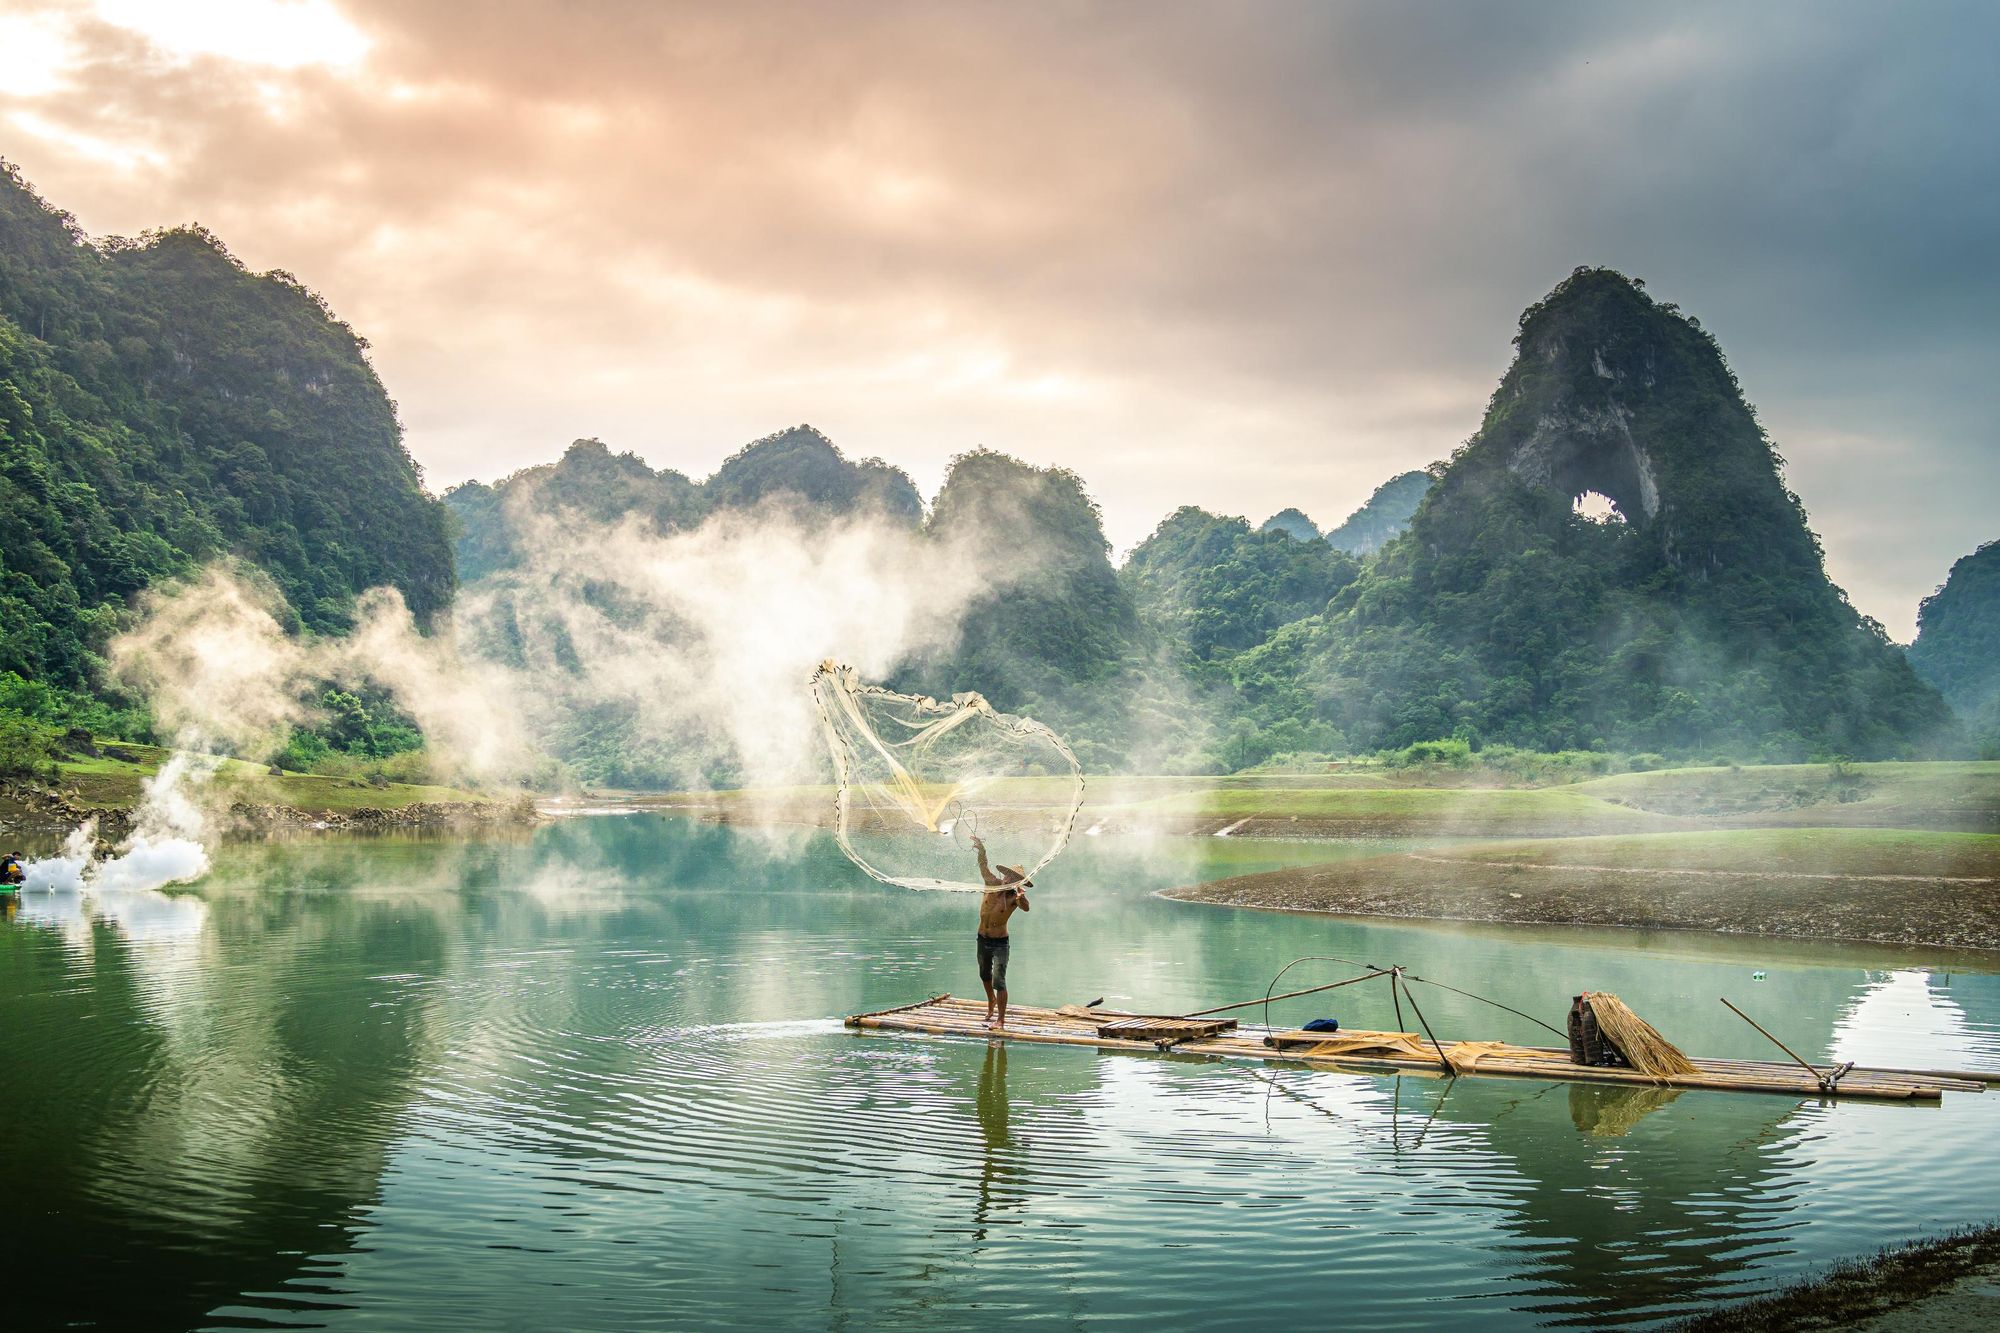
1214, 267, 1952, 762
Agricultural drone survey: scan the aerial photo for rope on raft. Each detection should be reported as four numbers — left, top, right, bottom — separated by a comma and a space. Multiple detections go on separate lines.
1223, 955, 1568, 1048
1197, 959, 1709, 1084
1185, 967, 1389, 1020
1402, 974, 1568, 1040
1234, 954, 1394, 1034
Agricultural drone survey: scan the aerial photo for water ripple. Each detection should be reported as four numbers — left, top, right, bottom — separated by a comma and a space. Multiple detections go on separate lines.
3, 826, 1997, 1330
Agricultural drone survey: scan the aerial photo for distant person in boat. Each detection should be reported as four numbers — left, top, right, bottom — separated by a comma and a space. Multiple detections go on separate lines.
970, 835, 1031, 1030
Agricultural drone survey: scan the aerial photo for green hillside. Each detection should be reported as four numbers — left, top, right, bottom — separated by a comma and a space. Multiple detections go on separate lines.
1909, 538, 2000, 753
708, 424, 923, 522
0, 161, 452, 693
1123, 506, 1358, 662
1258, 507, 1321, 542
1321, 469, 1430, 555
0, 167, 1967, 797
444, 426, 923, 580
911, 449, 1136, 710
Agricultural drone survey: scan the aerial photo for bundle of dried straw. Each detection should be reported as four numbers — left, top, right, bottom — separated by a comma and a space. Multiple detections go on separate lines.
1583, 991, 1698, 1079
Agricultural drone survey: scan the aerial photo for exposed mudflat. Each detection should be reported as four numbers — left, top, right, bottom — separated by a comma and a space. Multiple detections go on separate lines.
1165, 836, 2000, 952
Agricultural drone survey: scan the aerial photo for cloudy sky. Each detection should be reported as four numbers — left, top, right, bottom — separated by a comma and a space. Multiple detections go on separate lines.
2, 0, 1994, 638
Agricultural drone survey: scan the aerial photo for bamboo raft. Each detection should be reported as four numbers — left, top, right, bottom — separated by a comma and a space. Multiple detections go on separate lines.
845, 995, 1997, 1102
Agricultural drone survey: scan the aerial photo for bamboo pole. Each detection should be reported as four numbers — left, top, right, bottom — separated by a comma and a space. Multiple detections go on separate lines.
1391, 1038, 1988, 1092
1850, 1065, 1999, 1087
1721, 997, 1832, 1088
1395, 971, 1453, 1074
1186, 969, 1387, 1017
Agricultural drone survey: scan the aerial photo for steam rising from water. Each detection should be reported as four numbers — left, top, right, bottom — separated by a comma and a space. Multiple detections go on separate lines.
23, 823, 95, 892
91, 752, 214, 891
25, 753, 214, 895
108, 496, 1022, 790
108, 568, 538, 784
461, 499, 1004, 786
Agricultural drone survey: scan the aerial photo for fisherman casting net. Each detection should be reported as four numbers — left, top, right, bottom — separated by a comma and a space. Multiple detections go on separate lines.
810, 662, 1085, 892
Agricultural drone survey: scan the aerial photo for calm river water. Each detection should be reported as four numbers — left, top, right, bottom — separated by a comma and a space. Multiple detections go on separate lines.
3, 815, 1996, 1330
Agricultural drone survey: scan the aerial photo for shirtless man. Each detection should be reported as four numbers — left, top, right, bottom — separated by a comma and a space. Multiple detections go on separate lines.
970, 835, 1031, 1029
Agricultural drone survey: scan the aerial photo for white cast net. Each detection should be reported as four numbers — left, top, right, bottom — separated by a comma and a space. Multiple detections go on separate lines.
810, 662, 1085, 892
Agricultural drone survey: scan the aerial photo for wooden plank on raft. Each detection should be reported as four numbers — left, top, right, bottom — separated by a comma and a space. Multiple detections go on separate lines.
841, 996, 1976, 1103
1095, 1016, 1239, 1042
843, 992, 952, 1026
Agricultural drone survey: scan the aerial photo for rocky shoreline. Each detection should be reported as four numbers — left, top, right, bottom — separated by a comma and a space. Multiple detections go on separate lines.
0, 781, 540, 850
219, 796, 542, 833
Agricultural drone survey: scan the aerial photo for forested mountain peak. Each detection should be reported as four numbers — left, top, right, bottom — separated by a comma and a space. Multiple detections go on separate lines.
1259, 508, 1320, 542
705, 424, 922, 523
1445, 265, 1821, 580
445, 425, 927, 583
1909, 539, 2000, 746
927, 449, 1108, 560
1322, 470, 1430, 555
444, 439, 701, 583
914, 450, 1134, 717
1124, 506, 1357, 661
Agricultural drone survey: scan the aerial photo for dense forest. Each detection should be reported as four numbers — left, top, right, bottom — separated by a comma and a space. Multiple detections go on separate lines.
1317, 470, 1431, 554
0, 164, 1967, 784
444, 432, 1151, 777
0, 162, 451, 753
1909, 539, 2000, 753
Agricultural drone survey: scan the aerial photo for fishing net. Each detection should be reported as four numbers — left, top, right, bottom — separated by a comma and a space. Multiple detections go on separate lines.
810, 662, 1085, 892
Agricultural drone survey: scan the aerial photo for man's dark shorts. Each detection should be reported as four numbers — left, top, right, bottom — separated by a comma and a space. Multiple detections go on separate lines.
977, 933, 1010, 991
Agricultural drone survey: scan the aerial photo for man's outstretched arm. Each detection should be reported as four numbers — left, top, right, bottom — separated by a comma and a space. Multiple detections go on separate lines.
971, 835, 1004, 887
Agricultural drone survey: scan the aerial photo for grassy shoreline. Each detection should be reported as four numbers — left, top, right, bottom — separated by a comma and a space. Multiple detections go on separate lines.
1668, 1223, 2000, 1331
631, 761, 2000, 950
15, 757, 1994, 947
56, 745, 490, 811
0, 742, 529, 844
645, 760, 2000, 838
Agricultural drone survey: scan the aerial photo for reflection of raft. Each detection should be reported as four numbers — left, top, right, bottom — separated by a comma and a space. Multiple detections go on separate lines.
845, 995, 1994, 1102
